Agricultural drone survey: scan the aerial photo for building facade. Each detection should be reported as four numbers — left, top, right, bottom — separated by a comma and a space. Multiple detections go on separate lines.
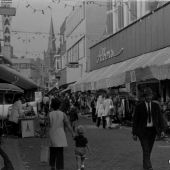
57, 1, 107, 88
73, 1, 170, 102
12, 56, 47, 88
106, 0, 167, 36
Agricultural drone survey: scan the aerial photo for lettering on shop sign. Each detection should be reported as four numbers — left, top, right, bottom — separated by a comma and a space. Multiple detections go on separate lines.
3, 16, 11, 45
96, 47, 124, 64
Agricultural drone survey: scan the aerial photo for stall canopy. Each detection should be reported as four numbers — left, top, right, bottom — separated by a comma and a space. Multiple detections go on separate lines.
72, 47, 170, 92
0, 83, 24, 93
0, 64, 38, 90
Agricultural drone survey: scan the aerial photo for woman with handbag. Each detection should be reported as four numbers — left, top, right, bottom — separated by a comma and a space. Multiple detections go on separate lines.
96, 94, 106, 128
49, 98, 74, 170
104, 94, 114, 129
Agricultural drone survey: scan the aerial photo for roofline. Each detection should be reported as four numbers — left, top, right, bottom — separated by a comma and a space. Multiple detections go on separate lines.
90, 1, 170, 49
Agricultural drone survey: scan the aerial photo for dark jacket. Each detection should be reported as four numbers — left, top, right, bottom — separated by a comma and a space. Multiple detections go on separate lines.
69, 107, 78, 122
132, 101, 166, 137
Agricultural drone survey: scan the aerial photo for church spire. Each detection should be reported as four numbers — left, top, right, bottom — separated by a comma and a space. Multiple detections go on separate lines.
47, 17, 56, 54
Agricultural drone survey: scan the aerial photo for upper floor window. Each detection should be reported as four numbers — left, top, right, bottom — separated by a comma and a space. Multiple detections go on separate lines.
106, 12, 113, 34
107, 0, 113, 11
118, 0, 124, 29
145, 0, 159, 14
20, 63, 27, 69
129, 0, 137, 23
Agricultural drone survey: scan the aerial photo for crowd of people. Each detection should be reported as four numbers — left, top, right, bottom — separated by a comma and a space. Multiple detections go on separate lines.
46, 88, 169, 170
0, 87, 170, 170
48, 89, 140, 131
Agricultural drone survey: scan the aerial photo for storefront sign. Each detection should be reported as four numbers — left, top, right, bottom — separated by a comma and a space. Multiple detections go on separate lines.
130, 70, 136, 82
35, 91, 42, 101
125, 83, 130, 92
96, 47, 124, 63
1, 1, 15, 46
3, 16, 11, 45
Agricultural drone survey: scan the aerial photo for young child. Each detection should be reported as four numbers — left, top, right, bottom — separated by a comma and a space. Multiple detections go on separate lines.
74, 125, 89, 170
69, 102, 79, 132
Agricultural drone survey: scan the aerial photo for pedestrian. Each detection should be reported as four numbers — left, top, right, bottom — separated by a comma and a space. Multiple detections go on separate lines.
8, 94, 24, 137
104, 94, 114, 128
96, 94, 106, 128
60, 93, 70, 115
132, 87, 166, 170
0, 127, 14, 170
91, 95, 97, 123
49, 98, 74, 170
74, 125, 90, 170
69, 102, 79, 132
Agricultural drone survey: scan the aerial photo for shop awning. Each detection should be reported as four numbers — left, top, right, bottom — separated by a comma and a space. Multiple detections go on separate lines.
0, 64, 38, 90
96, 46, 170, 89
73, 47, 170, 92
0, 83, 24, 93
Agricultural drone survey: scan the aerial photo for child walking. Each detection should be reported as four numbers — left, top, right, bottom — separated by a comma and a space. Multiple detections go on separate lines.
74, 125, 89, 170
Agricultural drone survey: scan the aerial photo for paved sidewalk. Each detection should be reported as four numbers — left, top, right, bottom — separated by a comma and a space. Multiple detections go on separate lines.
1, 137, 26, 170
1, 117, 170, 170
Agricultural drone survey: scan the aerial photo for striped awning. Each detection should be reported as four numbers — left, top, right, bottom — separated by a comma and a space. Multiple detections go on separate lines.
72, 47, 170, 92
0, 64, 38, 90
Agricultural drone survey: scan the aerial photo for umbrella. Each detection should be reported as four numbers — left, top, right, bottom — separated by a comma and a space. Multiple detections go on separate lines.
0, 83, 24, 93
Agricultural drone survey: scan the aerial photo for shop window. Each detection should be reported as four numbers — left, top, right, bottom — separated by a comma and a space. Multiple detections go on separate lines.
20, 63, 27, 69
145, 1, 159, 14
79, 38, 85, 59
129, 0, 137, 23
106, 12, 113, 34
107, 0, 113, 11
118, 0, 124, 29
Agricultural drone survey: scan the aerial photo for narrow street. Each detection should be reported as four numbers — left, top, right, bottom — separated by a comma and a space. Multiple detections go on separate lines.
15, 117, 170, 170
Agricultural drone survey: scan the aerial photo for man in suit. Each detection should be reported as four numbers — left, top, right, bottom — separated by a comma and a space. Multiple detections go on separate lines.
132, 87, 166, 170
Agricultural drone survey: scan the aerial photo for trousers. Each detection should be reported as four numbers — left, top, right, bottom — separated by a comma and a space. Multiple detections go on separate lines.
138, 127, 156, 170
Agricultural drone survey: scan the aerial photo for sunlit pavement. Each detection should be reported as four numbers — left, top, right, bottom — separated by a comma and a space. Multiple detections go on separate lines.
7, 117, 170, 170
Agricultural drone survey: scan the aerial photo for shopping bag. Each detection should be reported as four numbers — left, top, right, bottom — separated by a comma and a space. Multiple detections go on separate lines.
40, 145, 49, 163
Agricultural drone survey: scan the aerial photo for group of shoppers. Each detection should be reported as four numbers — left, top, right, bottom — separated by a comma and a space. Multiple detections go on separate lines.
0, 87, 168, 170
7, 94, 35, 137
95, 94, 115, 129
48, 96, 89, 170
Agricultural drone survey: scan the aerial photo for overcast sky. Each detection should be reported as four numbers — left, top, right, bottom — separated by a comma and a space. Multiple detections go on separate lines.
3, 0, 74, 58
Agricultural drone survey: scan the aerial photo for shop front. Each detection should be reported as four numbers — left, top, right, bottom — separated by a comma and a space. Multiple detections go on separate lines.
70, 3, 170, 124
73, 3, 170, 101
0, 64, 38, 100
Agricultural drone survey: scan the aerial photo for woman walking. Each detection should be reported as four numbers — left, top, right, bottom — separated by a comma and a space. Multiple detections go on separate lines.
8, 94, 24, 137
96, 94, 106, 128
104, 94, 114, 128
49, 98, 74, 170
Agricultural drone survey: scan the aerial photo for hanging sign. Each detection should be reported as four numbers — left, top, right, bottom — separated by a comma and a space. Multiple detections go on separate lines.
125, 83, 130, 92
1, 0, 16, 46
130, 70, 136, 82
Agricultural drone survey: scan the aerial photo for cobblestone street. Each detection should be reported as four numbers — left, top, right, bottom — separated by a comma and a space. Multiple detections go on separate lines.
15, 117, 170, 170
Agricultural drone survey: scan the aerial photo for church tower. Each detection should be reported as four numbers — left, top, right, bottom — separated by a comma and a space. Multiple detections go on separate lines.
47, 17, 56, 69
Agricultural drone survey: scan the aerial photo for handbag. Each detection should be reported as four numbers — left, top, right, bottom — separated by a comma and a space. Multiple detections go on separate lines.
40, 139, 50, 163
40, 145, 49, 163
